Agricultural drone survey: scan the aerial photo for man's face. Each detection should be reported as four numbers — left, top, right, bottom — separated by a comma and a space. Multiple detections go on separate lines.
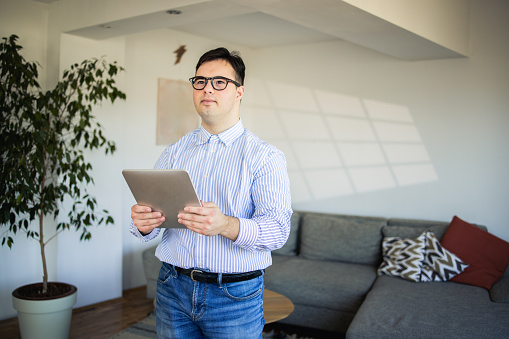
192, 59, 244, 132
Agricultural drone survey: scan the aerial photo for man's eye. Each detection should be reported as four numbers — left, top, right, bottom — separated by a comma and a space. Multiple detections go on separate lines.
195, 79, 206, 85
215, 79, 226, 86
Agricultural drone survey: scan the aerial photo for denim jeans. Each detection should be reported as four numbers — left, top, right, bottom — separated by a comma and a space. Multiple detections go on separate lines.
156, 262, 265, 339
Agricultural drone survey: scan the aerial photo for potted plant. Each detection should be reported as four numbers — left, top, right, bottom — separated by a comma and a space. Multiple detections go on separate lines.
0, 34, 126, 339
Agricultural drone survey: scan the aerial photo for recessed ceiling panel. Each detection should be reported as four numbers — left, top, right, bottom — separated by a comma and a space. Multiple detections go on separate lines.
171, 12, 338, 48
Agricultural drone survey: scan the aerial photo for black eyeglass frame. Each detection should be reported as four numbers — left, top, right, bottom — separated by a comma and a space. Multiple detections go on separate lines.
189, 76, 242, 91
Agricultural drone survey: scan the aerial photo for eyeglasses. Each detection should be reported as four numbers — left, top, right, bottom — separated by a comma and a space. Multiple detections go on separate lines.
189, 76, 241, 91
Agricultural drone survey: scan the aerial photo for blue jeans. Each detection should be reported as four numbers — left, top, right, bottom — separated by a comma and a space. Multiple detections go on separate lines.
156, 262, 265, 339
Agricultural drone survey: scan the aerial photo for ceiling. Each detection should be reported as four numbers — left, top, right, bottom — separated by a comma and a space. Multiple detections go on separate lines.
66, 2, 338, 49
31, 0, 468, 60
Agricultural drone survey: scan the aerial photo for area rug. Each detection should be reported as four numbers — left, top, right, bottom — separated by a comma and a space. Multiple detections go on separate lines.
108, 313, 312, 339
109, 313, 156, 339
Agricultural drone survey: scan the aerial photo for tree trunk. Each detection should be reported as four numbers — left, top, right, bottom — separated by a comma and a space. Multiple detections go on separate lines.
39, 213, 48, 294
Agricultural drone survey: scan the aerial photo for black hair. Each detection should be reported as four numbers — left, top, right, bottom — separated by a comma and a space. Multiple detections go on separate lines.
195, 47, 245, 85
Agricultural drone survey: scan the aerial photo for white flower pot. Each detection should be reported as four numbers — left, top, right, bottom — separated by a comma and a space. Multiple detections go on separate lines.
12, 282, 77, 339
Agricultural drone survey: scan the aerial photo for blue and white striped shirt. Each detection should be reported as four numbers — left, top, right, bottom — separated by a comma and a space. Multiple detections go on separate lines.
130, 120, 292, 273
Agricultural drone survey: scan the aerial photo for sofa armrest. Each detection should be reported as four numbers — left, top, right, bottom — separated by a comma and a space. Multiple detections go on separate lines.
142, 245, 161, 299
490, 274, 509, 303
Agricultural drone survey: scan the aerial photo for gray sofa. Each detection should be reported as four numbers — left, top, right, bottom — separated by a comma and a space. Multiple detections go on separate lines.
141, 210, 509, 338
265, 211, 509, 338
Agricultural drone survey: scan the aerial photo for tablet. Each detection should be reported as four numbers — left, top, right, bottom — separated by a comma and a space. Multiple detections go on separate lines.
122, 169, 201, 228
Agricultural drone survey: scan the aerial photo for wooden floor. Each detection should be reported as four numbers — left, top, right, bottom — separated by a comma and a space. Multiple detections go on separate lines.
0, 286, 154, 339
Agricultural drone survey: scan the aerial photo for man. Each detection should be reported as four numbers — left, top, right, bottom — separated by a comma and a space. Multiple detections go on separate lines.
130, 47, 292, 339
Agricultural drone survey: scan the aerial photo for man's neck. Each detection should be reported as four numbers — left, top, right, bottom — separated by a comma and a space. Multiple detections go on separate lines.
202, 117, 240, 135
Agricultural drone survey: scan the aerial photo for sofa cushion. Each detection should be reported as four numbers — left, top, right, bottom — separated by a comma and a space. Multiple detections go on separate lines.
384, 218, 452, 239
299, 213, 386, 265
272, 211, 301, 256
378, 232, 426, 282
385, 217, 487, 240
441, 216, 509, 290
264, 257, 377, 314
490, 275, 509, 303
347, 276, 509, 339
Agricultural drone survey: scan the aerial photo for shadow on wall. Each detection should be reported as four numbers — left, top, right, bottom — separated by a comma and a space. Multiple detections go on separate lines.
243, 79, 438, 203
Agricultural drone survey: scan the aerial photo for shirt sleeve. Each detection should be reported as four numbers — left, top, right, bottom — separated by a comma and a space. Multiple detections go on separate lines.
129, 220, 161, 242
233, 148, 292, 252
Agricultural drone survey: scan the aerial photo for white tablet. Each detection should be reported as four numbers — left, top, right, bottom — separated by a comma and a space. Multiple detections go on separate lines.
122, 169, 201, 228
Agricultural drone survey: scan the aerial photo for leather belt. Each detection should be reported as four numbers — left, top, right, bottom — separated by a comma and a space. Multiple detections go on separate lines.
174, 266, 263, 284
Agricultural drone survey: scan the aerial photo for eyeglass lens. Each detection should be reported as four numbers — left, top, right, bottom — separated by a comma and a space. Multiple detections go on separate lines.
191, 77, 230, 90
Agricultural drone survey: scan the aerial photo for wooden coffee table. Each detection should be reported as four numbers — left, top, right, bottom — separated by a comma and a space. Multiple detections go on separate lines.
153, 288, 294, 323
263, 289, 294, 324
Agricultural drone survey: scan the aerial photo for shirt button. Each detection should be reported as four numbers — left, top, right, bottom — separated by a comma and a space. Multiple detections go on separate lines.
203, 174, 208, 178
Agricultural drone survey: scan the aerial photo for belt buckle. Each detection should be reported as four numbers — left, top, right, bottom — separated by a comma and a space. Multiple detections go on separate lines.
190, 269, 203, 281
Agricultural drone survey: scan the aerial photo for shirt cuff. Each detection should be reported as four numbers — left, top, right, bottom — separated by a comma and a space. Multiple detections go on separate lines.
233, 217, 259, 250
130, 221, 160, 242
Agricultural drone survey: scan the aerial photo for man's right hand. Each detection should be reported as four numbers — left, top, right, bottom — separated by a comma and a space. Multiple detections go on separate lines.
131, 204, 165, 235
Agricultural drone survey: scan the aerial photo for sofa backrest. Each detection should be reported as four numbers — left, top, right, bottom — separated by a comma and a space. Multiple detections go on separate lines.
274, 211, 387, 266
272, 211, 488, 267
272, 211, 303, 256
385, 218, 487, 240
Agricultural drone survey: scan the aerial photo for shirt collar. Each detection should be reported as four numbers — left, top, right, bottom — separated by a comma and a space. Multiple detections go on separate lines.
196, 119, 244, 147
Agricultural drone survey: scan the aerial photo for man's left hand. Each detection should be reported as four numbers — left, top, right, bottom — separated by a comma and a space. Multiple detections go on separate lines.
178, 201, 240, 241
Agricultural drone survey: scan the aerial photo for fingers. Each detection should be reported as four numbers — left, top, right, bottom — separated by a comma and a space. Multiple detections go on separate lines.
183, 201, 217, 216
200, 201, 217, 209
178, 202, 222, 236
131, 204, 152, 213
131, 204, 165, 233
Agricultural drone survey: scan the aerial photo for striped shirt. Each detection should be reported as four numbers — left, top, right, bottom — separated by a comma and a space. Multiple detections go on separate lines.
130, 120, 292, 273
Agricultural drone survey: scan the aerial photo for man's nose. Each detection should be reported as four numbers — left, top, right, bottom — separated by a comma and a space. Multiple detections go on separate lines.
203, 79, 215, 92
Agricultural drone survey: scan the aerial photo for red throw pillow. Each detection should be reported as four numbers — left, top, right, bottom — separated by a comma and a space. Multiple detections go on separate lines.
441, 216, 509, 290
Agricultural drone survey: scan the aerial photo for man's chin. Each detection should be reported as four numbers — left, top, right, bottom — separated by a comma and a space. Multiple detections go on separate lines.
197, 110, 217, 122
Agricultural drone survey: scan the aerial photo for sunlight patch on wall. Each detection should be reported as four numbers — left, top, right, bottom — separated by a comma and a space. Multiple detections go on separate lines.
327, 116, 376, 141
305, 169, 354, 199
339, 143, 386, 166
293, 141, 343, 169
242, 79, 438, 203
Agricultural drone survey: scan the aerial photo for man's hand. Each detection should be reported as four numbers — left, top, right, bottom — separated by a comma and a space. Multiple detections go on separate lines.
178, 201, 240, 241
131, 204, 165, 235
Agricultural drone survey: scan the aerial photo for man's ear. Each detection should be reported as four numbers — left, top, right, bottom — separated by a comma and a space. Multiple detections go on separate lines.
236, 85, 245, 101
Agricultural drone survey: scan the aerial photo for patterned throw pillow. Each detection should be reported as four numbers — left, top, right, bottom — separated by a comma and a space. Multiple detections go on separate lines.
378, 232, 426, 282
420, 265, 444, 282
378, 231, 469, 283
421, 232, 469, 282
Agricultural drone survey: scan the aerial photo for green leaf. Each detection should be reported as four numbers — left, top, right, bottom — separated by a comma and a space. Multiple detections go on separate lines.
1, 34, 126, 275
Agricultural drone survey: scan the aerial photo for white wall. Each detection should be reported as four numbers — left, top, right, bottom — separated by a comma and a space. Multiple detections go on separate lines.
0, 0, 48, 86
55, 33, 128, 310
245, 0, 509, 243
1, 0, 508, 321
